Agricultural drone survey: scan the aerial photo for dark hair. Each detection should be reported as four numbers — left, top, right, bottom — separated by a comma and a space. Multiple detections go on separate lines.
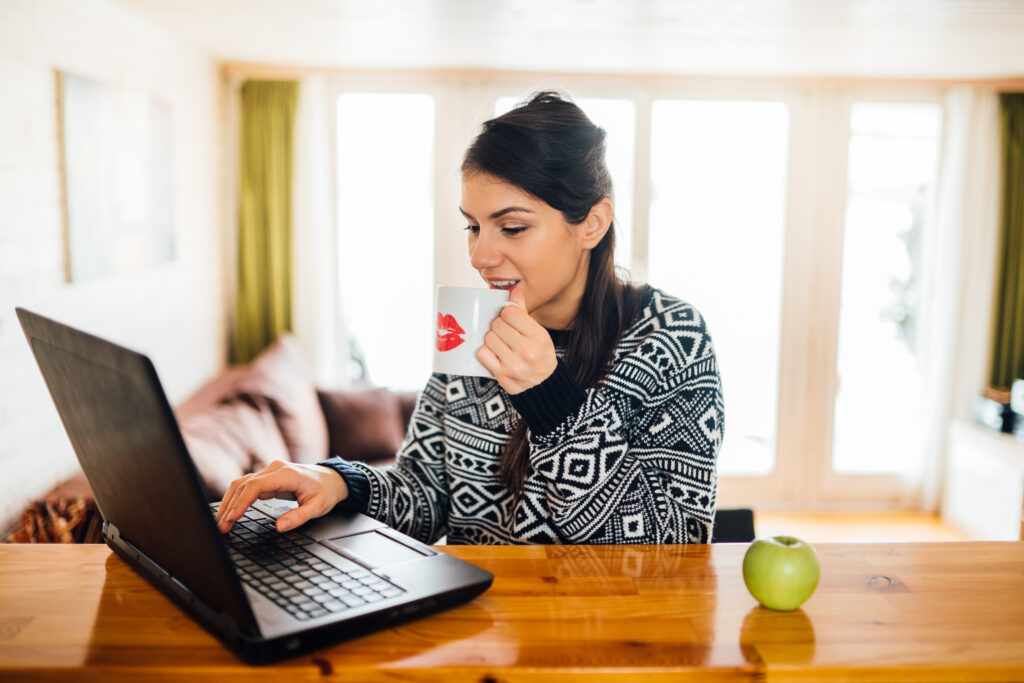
461, 91, 642, 494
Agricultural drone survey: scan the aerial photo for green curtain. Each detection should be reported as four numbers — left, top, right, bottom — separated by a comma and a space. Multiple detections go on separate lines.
989, 93, 1024, 390
232, 80, 299, 364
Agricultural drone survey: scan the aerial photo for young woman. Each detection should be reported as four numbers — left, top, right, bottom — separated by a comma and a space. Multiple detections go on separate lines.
217, 91, 724, 544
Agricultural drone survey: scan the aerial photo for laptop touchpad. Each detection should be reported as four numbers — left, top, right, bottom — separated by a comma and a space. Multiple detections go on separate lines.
323, 531, 427, 568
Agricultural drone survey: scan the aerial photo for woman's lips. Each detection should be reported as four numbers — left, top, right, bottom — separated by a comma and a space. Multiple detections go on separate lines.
436, 313, 466, 352
487, 278, 520, 290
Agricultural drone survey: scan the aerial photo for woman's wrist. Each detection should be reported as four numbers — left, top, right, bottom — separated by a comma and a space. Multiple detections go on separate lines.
322, 465, 349, 505
317, 458, 371, 512
507, 359, 586, 437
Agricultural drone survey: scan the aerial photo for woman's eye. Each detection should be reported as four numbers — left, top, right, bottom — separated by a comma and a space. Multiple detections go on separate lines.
502, 226, 528, 236
464, 225, 480, 233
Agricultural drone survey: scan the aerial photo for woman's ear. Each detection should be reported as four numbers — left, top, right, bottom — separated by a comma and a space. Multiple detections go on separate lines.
580, 198, 613, 250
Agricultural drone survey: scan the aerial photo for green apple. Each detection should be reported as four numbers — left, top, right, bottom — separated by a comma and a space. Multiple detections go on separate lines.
742, 536, 820, 611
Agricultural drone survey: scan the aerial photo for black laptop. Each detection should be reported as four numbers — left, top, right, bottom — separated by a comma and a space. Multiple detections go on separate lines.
16, 307, 493, 663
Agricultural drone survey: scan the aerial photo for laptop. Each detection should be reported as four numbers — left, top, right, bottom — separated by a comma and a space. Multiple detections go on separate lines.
16, 307, 493, 663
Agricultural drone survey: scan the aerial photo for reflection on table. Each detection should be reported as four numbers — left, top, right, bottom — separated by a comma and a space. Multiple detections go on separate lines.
2, 541, 1024, 680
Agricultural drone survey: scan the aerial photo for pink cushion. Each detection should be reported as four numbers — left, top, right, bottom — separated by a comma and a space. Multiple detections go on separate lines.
179, 395, 291, 498
230, 333, 329, 464
174, 365, 249, 422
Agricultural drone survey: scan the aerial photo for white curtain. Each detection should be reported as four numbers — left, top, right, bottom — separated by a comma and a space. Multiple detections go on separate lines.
291, 74, 346, 387
916, 87, 1002, 512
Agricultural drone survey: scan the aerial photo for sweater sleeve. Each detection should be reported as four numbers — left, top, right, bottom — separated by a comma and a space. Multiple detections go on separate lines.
512, 303, 724, 544
507, 359, 586, 435
317, 373, 451, 544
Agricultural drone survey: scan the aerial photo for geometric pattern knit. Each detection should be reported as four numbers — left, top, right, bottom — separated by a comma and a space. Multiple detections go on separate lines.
322, 286, 724, 545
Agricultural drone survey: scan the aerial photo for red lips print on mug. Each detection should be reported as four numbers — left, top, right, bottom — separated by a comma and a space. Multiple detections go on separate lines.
433, 286, 511, 377
436, 313, 466, 352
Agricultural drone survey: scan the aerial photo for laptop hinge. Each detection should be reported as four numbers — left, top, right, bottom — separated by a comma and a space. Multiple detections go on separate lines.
105, 523, 256, 638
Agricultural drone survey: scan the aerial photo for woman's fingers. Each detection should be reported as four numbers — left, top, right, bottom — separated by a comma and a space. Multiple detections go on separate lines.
499, 285, 538, 335
489, 316, 522, 350
216, 462, 348, 533
218, 460, 284, 527
484, 329, 515, 363
475, 343, 502, 376
216, 475, 249, 527
276, 497, 328, 533
477, 294, 558, 394
217, 463, 294, 532
221, 474, 259, 526
498, 301, 536, 335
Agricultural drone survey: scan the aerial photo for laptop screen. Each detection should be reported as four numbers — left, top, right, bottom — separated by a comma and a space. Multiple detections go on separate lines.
20, 313, 255, 633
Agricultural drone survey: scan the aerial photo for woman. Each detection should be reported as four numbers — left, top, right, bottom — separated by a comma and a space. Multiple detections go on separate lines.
217, 91, 724, 544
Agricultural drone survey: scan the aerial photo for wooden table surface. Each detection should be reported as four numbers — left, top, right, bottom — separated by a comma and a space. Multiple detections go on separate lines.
1, 541, 1024, 681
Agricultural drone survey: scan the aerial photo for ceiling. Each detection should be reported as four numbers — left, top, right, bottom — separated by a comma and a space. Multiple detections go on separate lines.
109, 0, 1024, 79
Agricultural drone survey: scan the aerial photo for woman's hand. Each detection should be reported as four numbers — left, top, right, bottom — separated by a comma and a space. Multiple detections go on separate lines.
476, 285, 558, 395
215, 460, 349, 534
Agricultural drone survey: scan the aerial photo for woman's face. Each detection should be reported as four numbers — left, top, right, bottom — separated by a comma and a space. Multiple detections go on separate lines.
461, 172, 608, 330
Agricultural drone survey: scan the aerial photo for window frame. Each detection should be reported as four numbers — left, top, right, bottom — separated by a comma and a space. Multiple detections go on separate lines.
324, 71, 949, 508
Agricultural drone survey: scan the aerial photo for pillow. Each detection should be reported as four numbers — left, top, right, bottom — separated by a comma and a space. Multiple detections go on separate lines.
318, 387, 406, 464
231, 333, 329, 465
179, 395, 291, 498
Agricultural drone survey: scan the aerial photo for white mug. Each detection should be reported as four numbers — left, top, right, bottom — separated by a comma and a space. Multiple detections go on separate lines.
433, 285, 511, 378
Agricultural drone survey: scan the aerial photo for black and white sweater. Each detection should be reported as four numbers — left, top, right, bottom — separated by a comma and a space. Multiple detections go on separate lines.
321, 286, 724, 545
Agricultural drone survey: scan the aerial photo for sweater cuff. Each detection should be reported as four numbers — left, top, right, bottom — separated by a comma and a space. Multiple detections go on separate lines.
317, 457, 370, 513
508, 359, 586, 437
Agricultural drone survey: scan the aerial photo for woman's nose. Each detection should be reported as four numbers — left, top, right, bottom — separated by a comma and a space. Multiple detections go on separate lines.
470, 230, 502, 270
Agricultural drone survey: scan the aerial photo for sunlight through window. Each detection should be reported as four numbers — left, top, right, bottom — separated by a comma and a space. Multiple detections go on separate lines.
832, 102, 943, 474
337, 93, 435, 390
648, 100, 790, 476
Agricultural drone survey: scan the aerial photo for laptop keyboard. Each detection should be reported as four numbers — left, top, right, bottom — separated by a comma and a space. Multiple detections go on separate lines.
221, 509, 405, 620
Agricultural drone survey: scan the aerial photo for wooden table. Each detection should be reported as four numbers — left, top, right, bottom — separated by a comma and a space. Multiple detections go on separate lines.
2, 542, 1024, 681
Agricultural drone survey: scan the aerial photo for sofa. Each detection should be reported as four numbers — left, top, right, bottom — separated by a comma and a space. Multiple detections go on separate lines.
6, 333, 418, 543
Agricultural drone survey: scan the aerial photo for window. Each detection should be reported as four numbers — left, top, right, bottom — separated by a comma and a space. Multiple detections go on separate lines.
647, 100, 790, 476
336, 93, 435, 390
325, 76, 951, 506
831, 102, 943, 474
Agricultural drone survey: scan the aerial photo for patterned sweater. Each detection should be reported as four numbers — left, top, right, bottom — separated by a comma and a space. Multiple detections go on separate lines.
321, 286, 724, 545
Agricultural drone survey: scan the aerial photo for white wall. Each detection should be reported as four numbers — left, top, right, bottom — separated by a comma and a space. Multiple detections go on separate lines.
0, 0, 226, 528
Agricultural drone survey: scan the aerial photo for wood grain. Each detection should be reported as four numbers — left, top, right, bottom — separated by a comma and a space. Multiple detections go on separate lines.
1, 542, 1023, 681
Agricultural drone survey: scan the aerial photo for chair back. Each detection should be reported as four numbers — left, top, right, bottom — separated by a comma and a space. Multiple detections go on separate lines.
711, 508, 755, 543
